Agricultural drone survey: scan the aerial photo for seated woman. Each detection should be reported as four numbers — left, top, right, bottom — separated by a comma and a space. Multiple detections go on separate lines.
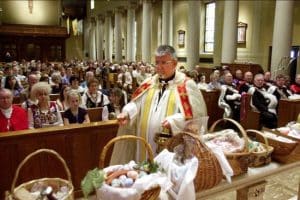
107, 87, 126, 119
63, 90, 90, 125
4, 75, 23, 97
69, 75, 85, 95
0, 88, 28, 132
82, 78, 110, 108
197, 74, 208, 90
50, 72, 63, 94
28, 82, 63, 129
207, 72, 222, 91
56, 85, 71, 111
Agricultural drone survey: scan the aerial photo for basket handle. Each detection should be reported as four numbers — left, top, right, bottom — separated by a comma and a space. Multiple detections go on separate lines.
99, 135, 154, 169
209, 118, 249, 153
11, 149, 73, 193
246, 129, 271, 153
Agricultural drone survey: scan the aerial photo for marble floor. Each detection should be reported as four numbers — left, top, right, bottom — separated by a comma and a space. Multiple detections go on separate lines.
207, 168, 300, 200
77, 168, 300, 200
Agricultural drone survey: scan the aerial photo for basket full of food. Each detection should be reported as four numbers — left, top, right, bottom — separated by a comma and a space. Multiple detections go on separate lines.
246, 129, 274, 167
207, 118, 251, 176
5, 149, 74, 200
81, 135, 171, 200
261, 127, 300, 163
165, 131, 223, 192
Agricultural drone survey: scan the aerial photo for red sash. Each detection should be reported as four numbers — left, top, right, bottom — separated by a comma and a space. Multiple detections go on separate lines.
131, 78, 193, 119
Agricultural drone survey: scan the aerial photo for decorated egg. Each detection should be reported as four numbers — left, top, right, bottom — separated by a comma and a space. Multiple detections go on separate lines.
111, 179, 121, 187
127, 170, 139, 180
122, 178, 134, 187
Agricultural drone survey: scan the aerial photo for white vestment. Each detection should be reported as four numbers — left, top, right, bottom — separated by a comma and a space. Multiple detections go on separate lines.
110, 71, 207, 165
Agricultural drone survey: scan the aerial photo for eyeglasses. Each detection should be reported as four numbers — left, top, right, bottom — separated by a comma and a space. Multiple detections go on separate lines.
155, 60, 173, 65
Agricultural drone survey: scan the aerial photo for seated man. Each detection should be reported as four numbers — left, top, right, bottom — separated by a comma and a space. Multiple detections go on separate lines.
271, 74, 292, 101
238, 71, 253, 94
290, 74, 300, 94
218, 72, 241, 121
248, 74, 278, 128
0, 88, 28, 132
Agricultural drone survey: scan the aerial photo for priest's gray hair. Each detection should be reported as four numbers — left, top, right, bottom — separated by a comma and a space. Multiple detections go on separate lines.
155, 45, 177, 60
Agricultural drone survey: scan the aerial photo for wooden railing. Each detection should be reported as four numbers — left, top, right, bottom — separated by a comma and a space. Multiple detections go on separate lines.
0, 120, 119, 198
278, 99, 300, 127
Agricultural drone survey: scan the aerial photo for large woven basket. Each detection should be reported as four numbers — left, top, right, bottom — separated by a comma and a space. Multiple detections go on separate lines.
209, 118, 250, 176
246, 129, 274, 167
6, 149, 74, 200
166, 131, 223, 192
99, 135, 161, 200
261, 127, 300, 163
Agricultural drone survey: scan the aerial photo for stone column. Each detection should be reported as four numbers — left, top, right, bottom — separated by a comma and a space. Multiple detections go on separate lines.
84, 19, 91, 59
127, 3, 136, 62
142, 0, 152, 63
114, 8, 123, 63
187, 0, 200, 70
271, 0, 294, 75
96, 15, 104, 61
157, 15, 162, 46
221, 0, 238, 64
162, 0, 173, 45
250, 0, 263, 64
104, 11, 113, 62
89, 17, 96, 60
213, 1, 224, 66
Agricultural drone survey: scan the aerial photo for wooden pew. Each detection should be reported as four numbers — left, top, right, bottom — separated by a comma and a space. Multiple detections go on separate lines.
200, 89, 224, 127
0, 120, 119, 198
88, 107, 103, 122
278, 99, 300, 127
240, 94, 260, 130
60, 107, 103, 123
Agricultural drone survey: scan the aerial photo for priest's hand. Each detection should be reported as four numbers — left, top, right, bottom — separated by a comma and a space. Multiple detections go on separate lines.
161, 119, 171, 130
117, 112, 129, 126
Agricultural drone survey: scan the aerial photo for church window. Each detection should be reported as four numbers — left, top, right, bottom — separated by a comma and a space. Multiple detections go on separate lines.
204, 2, 215, 53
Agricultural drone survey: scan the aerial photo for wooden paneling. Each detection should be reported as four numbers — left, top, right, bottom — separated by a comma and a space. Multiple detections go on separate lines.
278, 99, 300, 127
240, 94, 260, 130
0, 24, 68, 62
221, 63, 264, 76
0, 121, 118, 198
200, 89, 224, 127
0, 24, 68, 37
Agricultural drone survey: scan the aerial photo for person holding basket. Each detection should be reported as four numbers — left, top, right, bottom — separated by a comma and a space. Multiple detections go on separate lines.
111, 45, 207, 165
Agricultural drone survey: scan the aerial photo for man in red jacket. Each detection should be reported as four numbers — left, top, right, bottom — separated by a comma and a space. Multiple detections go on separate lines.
290, 74, 300, 94
0, 88, 28, 132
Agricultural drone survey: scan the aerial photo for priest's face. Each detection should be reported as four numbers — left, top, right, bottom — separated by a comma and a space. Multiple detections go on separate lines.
155, 54, 177, 79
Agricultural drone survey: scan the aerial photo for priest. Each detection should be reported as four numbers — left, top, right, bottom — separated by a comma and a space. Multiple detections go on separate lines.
110, 45, 207, 164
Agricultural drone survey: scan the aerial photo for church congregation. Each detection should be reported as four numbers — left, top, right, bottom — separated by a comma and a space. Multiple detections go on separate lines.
1, 0, 300, 199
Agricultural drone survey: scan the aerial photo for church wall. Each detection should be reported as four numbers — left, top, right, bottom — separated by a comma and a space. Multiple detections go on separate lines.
1, 0, 60, 25
173, 0, 188, 67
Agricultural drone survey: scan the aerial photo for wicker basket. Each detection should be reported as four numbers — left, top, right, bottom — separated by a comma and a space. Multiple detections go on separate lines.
166, 131, 223, 192
6, 149, 74, 200
209, 118, 250, 176
246, 129, 274, 167
99, 135, 161, 200
261, 127, 300, 163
